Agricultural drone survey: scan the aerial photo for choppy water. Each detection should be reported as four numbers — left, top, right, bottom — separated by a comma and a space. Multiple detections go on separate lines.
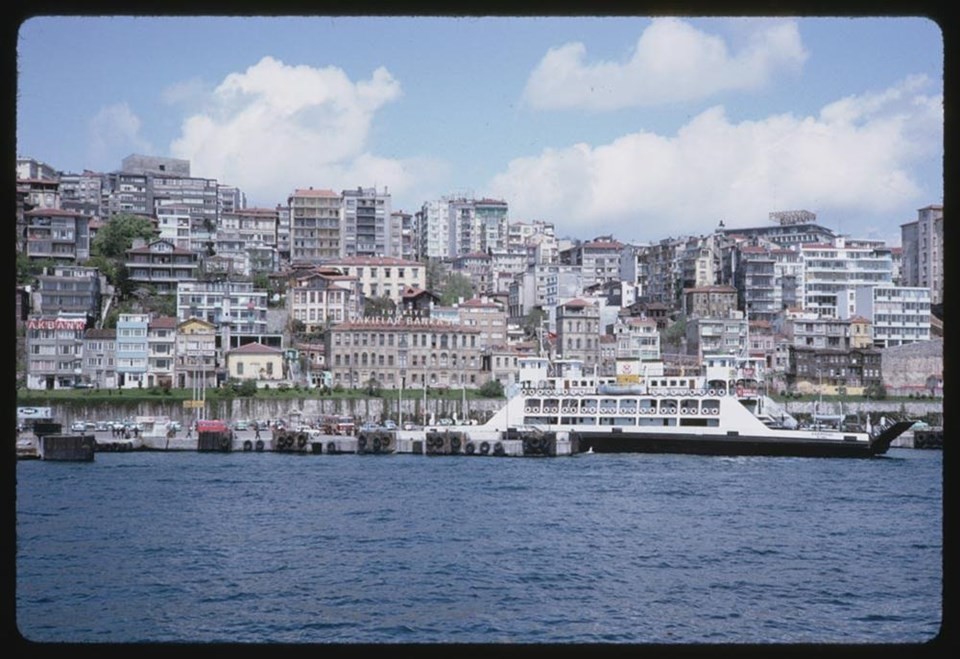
15, 448, 942, 645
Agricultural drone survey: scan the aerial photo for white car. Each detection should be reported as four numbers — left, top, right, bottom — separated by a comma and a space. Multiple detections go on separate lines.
70, 421, 87, 432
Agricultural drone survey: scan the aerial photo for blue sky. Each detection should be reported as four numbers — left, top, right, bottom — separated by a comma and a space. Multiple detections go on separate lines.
16, 15, 943, 246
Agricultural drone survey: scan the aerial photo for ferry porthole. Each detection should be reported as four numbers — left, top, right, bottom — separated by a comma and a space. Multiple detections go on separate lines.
708, 389, 716, 396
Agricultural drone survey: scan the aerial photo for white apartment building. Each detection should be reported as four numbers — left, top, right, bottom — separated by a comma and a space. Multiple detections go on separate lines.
288, 269, 364, 332
324, 256, 426, 306
417, 198, 452, 259
800, 236, 893, 318
116, 312, 150, 389
146, 316, 177, 388
155, 204, 193, 250
176, 280, 269, 338
612, 316, 661, 363
686, 310, 750, 361
852, 285, 931, 348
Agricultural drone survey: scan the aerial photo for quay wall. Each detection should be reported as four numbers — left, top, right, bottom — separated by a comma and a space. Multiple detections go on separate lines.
40, 397, 507, 427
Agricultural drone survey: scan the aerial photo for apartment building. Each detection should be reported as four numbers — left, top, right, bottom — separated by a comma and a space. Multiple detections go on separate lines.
287, 268, 364, 332
555, 299, 601, 370
686, 309, 750, 361
900, 204, 943, 305
682, 285, 738, 319
324, 256, 425, 306
561, 238, 623, 289
852, 285, 931, 348
155, 205, 193, 250
81, 327, 117, 389
451, 297, 508, 348
289, 188, 343, 263
799, 236, 893, 318
779, 311, 851, 351
341, 186, 395, 258
25, 313, 89, 390
787, 346, 882, 395
125, 239, 199, 294
735, 245, 778, 321
612, 316, 661, 363
116, 313, 150, 389
452, 251, 493, 295
174, 318, 218, 389
325, 318, 485, 390
33, 265, 102, 320
176, 280, 269, 339
146, 316, 178, 388
23, 208, 92, 263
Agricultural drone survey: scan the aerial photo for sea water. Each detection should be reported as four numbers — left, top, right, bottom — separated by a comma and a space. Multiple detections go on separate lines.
15, 448, 942, 645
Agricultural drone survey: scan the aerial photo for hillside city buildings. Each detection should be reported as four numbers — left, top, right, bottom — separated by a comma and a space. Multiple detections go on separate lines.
16, 154, 943, 398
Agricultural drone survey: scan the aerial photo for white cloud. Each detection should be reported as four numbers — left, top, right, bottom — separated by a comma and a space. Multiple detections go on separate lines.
523, 18, 807, 110
490, 77, 943, 241
161, 77, 209, 107
87, 103, 153, 169
169, 56, 443, 206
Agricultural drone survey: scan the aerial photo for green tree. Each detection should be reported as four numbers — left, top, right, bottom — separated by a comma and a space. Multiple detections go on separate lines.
662, 315, 687, 348
91, 213, 155, 259
439, 272, 474, 305
521, 307, 547, 340
424, 258, 447, 292
252, 272, 271, 290
16, 253, 54, 285
141, 291, 177, 318
478, 379, 504, 398
238, 380, 258, 397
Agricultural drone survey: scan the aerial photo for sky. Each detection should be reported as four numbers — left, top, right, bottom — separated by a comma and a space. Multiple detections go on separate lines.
15, 15, 944, 246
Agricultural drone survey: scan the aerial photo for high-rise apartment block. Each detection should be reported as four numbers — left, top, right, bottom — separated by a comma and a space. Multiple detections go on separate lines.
900, 204, 943, 305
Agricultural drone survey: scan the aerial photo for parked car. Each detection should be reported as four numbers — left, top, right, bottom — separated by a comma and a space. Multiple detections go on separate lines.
95, 421, 109, 431
382, 419, 397, 430
233, 420, 250, 431
168, 421, 182, 432
70, 421, 87, 432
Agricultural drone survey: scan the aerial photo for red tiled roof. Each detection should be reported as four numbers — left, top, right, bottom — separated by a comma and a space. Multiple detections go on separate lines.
228, 342, 283, 355
24, 208, 82, 218
149, 316, 178, 329
84, 328, 116, 339
325, 256, 421, 266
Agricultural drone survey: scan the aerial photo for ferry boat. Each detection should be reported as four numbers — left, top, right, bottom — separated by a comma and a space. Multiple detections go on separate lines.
457, 357, 912, 459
